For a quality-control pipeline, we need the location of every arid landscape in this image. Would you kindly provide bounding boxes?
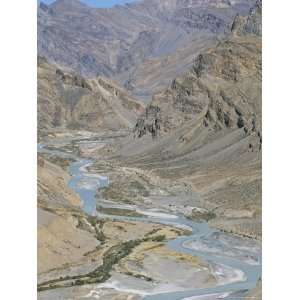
[37,0,262,299]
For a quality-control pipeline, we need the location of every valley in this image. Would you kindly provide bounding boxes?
[38,0,256,101]
[37,0,262,299]
[38,130,261,300]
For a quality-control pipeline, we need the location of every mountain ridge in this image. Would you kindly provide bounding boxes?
[38,0,255,101]
[133,0,261,141]
[37,56,144,133]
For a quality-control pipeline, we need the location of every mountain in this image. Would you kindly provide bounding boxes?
[115,0,262,238]
[38,0,256,101]
[37,56,144,132]
[231,0,262,36]
[37,1,262,297]
[133,0,261,143]
[133,37,261,142]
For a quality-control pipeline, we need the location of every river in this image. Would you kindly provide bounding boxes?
[38,142,261,300]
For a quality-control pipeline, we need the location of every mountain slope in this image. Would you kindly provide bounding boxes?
[38,0,256,101]
[133,36,261,141]
[37,156,99,274]
[113,0,262,239]
[132,0,262,150]
[37,57,143,132]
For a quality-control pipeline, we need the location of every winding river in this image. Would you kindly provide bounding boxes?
[38,142,261,300]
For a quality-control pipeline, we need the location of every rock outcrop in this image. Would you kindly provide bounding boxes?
[231,0,262,36]
[38,57,144,132]
[134,105,161,139]
[133,0,262,152]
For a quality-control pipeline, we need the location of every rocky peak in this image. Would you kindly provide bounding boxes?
[133,105,161,139]
[38,0,256,92]
[55,68,93,91]
[133,0,261,145]
[231,0,262,36]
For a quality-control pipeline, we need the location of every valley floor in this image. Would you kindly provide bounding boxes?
[37,129,261,300]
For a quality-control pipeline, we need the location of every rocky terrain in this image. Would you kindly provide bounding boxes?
[133,0,262,140]
[38,56,143,133]
[38,0,256,101]
[37,1,262,299]
[109,0,262,240]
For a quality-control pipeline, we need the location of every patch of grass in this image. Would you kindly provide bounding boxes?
[96,206,143,218]
[102,186,134,204]
[187,210,216,222]
[124,271,153,282]
[145,228,160,237]
[148,235,166,242]
[38,233,168,291]
[76,215,106,242]
[38,238,143,291]
[101,180,150,204]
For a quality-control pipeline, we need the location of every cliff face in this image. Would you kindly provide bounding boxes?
[231,0,262,36]
[153,36,261,141]
[37,57,144,132]
[134,0,262,150]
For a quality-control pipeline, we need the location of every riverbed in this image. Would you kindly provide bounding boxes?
[38,140,261,300]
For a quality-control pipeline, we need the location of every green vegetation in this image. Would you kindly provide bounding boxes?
[187,210,216,222]
[75,215,106,242]
[87,216,106,242]
[101,180,150,204]
[96,206,143,218]
[150,235,166,242]
[124,271,153,282]
[145,228,160,237]
[102,186,135,204]
[37,239,141,291]
[37,234,165,292]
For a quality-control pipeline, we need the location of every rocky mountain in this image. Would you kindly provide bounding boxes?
[115,0,262,239]
[133,0,262,146]
[133,36,262,143]
[37,2,263,297]
[231,0,262,36]
[38,0,256,101]
[37,56,143,132]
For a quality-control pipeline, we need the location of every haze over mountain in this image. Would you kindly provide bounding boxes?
[38,0,255,101]
[38,0,138,7]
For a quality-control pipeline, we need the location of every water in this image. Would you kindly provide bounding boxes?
[144,219,261,300]
[38,143,261,300]
[38,144,108,215]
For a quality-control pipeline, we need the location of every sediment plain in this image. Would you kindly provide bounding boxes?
[37,128,261,300]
